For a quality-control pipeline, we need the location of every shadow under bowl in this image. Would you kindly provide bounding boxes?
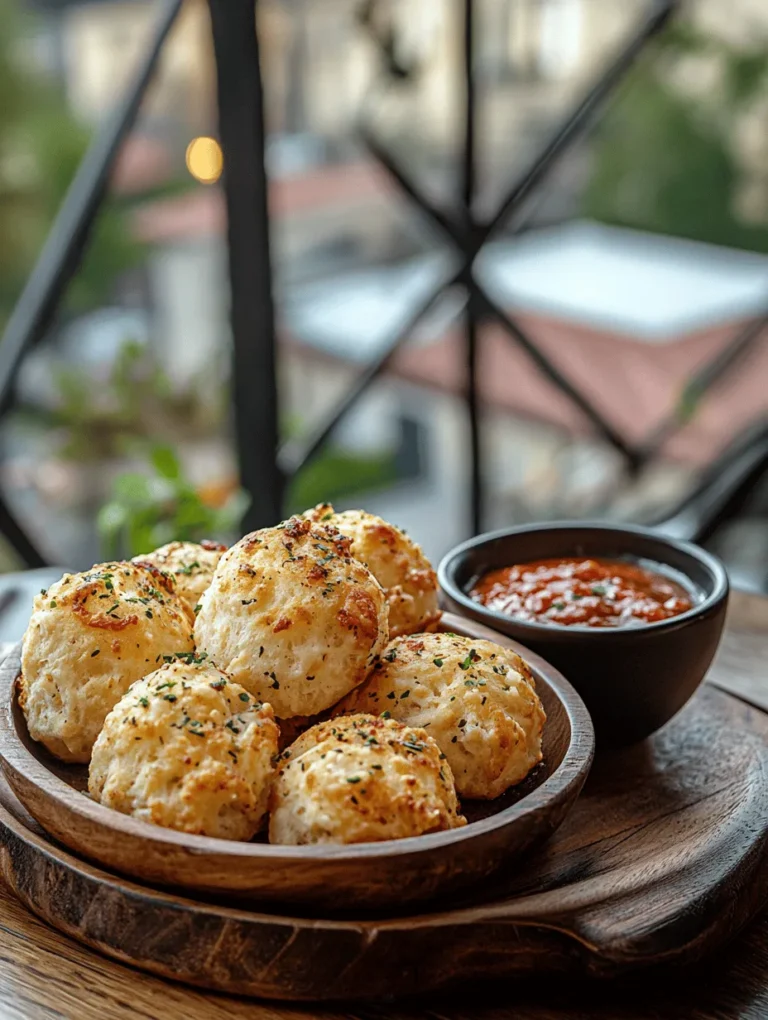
[438,522,729,747]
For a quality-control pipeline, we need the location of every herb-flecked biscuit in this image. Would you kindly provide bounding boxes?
[19,562,195,763]
[306,505,440,637]
[89,661,278,840]
[194,516,389,718]
[133,540,227,613]
[335,633,545,799]
[269,713,465,845]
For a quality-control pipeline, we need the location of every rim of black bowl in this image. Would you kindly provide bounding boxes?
[437,521,730,639]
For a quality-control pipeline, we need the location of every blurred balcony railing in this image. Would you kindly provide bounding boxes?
[3,0,768,571]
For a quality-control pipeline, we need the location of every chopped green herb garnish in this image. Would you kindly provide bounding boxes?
[433,658,444,667]
[346,776,361,784]
[239,692,250,702]
[138,696,149,707]
[403,740,425,753]
[173,650,208,666]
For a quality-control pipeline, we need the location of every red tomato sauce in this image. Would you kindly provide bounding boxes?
[470,557,694,628]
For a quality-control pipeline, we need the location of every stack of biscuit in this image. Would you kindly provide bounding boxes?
[19,505,545,845]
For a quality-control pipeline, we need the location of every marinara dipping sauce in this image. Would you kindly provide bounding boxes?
[470,557,695,629]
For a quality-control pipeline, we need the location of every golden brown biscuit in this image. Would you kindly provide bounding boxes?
[133,540,227,613]
[269,713,465,845]
[194,515,389,718]
[20,562,195,763]
[335,633,545,799]
[89,661,278,840]
[304,505,440,637]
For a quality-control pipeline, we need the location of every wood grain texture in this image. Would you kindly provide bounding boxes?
[2,595,768,1015]
[0,614,593,910]
[1,681,767,1002]
[709,589,768,712]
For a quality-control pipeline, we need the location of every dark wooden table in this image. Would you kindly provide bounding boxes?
[2,590,768,1020]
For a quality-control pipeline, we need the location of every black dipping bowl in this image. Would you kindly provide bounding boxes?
[438,523,729,747]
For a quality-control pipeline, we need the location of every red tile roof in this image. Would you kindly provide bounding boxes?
[132,161,390,243]
[387,313,767,466]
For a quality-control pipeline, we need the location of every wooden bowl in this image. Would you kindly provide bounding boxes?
[0,614,593,911]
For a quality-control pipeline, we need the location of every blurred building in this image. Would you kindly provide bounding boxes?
[26,0,215,133]
[8,0,768,567]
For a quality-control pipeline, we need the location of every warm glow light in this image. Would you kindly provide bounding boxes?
[185,136,223,184]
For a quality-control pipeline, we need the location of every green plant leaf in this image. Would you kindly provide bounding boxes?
[150,444,182,482]
[99,442,249,559]
[112,472,153,505]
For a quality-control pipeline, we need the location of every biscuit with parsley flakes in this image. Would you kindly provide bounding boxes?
[268,713,465,845]
[304,505,440,638]
[88,660,278,840]
[133,540,227,614]
[335,634,545,800]
[194,515,389,718]
[19,562,195,764]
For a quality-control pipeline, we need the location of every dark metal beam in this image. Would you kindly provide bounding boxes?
[278,271,462,479]
[0,492,47,568]
[0,0,183,417]
[359,0,676,260]
[475,282,643,470]
[359,122,465,248]
[654,420,768,544]
[209,0,283,531]
[480,0,677,242]
[637,308,768,464]
[346,0,674,493]
[462,0,482,536]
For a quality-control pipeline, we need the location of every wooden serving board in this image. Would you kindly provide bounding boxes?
[1,681,768,1001]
